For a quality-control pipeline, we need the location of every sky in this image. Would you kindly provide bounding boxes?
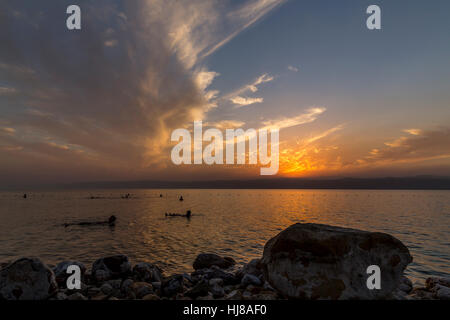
[1,0,450,187]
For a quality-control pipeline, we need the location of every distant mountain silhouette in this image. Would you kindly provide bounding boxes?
[61,176,450,190]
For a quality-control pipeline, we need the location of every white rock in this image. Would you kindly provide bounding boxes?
[261,223,413,299]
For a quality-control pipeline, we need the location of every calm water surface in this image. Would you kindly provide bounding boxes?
[0,189,448,283]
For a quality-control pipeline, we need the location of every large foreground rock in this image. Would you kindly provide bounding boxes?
[261,223,412,299]
[0,258,58,300]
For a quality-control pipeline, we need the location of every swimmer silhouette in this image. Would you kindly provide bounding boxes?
[23,193,27,199]
[179,196,184,201]
[64,215,117,228]
[165,210,191,218]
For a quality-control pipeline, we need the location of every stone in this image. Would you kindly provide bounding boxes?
[93,269,109,283]
[132,262,163,283]
[245,284,260,294]
[86,286,101,297]
[242,290,253,300]
[143,293,160,300]
[196,293,214,300]
[252,291,277,300]
[92,293,109,300]
[182,273,193,283]
[67,292,87,300]
[241,273,262,287]
[56,292,68,300]
[151,281,161,290]
[209,278,224,287]
[434,285,450,300]
[131,282,153,299]
[397,276,413,294]
[210,282,225,298]
[236,259,262,280]
[121,278,134,295]
[0,257,58,300]
[193,253,236,270]
[261,223,413,299]
[409,287,434,300]
[425,277,450,290]
[185,279,209,299]
[100,283,113,295]
[103,279,123,297]
[425,277,450,300]
[192,266,238,285]
[92,255,131,282]
[225,289,242,300]
[106,279,122,290]
[161,275,184,297]
[53,261,86,286]
[223,285,234,294]
[263,281,274,291]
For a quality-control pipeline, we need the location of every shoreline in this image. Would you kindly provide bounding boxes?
[0,255,447,301]
[1,222,449,300]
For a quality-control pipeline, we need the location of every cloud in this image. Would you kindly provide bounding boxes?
[246,73,274,93]
[261,107,326,130]
[403,128,422,136]
[0,1,286,184]
[1,127,16,134]
[205,120,245,129]
[358,127,450,165]
[0,87,17,95]
[103,39,118,47]
[202,0,286,59]
[230,96,263,106]
[306,124,344,144]
[226,73,274,107]
[287,65,299,72]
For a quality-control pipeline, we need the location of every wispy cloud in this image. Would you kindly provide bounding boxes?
[261,107,326,130]
[104,39,118,47]
[201,0,286,59]
[225,73,274,107]
[403,128,422,136]
[0,87,17,95]
[205,120,245,129]
[287,65,299,72]
[1,127,16,134]
[358,127,450,165]
[230,96,264,107]
[306,124,344,144]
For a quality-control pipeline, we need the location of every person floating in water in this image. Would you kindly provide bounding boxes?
[179,196,184,201]
[64,215,117,228]
[165,210,191,218]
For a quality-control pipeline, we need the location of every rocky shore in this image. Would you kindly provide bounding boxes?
[0,223,448,300]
